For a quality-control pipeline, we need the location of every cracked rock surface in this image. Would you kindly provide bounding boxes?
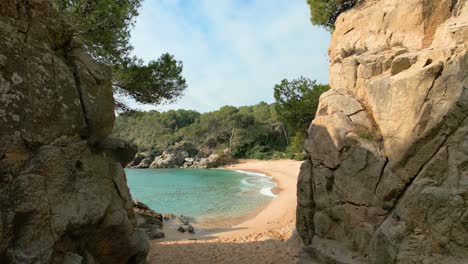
[297,0,468,263]
[0,0,147,263]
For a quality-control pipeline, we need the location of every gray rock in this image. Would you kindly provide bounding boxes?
[97,138,138,167]
[133,200,151,211]
[150,150,190,168]
[134,156,154,168]
[133,200,165,240]
[128,150,157,168]
[129,229,150,264]
[147,228,165,239]
[178,224,195,234]
[68,49,115,144]
[63,253,83,264]
[0,1,149,263]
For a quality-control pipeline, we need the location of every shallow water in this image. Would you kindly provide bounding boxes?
[126,168,276,226]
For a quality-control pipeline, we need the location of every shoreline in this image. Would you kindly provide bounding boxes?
[228,168,283,196]
[218,159,301,239]
[148,159,304,263]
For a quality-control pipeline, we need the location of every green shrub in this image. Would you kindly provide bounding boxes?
[270,151,294,160]
[274,78,329,138]
[288,132,306,153]
[307,0,358,30]
[271,152,282,160]
[284,152,295,160]
[246,145,267,157]
[359,131,370,140]
[252,152,267,160]
[293,153,308,161]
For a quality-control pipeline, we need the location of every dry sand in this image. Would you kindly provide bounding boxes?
[147,159,304,264]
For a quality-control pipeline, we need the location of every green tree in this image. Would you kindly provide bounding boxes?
[289,132,306,153]
[113,54,186,106]
[53,0,187,111]
[273,77,329,138]
[306,0,358,30]
[112,103,290,159]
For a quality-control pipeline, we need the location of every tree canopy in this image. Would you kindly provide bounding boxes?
[274,77,329,150]
[306,0,358,30]
[112,103,296,160]
[113,54,186,106]
[113,78,329,161]
[53,0,187,111]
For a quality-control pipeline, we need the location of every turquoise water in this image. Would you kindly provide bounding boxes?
[126,169,276,225]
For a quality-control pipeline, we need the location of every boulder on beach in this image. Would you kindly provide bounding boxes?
[163,214,177,221]
[133,200,165,240]
[177,224,195,234]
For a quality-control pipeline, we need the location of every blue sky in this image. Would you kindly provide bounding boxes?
[126,0,331,112]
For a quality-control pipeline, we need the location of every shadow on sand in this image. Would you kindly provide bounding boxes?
[147,237,308,264]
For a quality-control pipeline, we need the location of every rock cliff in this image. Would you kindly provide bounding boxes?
[297,0,468,263]
[0,0,148,263]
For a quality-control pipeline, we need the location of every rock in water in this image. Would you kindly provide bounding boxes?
[296,0,468,263]
[0,1,148,263]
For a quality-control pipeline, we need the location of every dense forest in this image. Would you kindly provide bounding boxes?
[113,79,329,161]
[112,102,298,160]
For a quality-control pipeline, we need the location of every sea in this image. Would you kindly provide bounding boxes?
[126,168,277,227]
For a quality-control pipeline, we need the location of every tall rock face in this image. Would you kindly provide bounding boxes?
[297,0,468,263]
[0,1,147,263]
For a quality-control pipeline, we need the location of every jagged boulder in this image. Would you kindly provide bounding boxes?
[97,138,138,167]
[128,153,145,168]
[177,225,195,234]
[297,0,468,263]
[131,151,155,169]
[0,1,148,263]
[150,150,189,169]
[133,200,165,240]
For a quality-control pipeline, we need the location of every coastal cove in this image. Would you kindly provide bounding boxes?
[2,0,467,263]
[126,167,278,229]
[146,160,304,263]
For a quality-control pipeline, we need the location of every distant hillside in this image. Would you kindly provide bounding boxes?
[112,102,302,160]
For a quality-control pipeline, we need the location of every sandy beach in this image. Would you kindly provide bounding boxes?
[147,159,304,264]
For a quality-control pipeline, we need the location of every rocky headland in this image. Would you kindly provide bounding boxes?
[129,151,229,169]
[128,142,234,169]
[297,0,468,263]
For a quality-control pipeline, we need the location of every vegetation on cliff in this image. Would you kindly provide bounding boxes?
[306,0,358,29]
[113,103,291,160]
[53,0,187,111]
[113,78,329,160]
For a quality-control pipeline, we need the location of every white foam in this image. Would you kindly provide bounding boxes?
[234,170,266,177]
[240,178,255,186]
[260,187,278,198]
[235,170,278,198]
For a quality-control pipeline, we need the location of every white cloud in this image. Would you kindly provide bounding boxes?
[127,0,330,112]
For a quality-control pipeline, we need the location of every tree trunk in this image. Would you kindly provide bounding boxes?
[229,127,235,150]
